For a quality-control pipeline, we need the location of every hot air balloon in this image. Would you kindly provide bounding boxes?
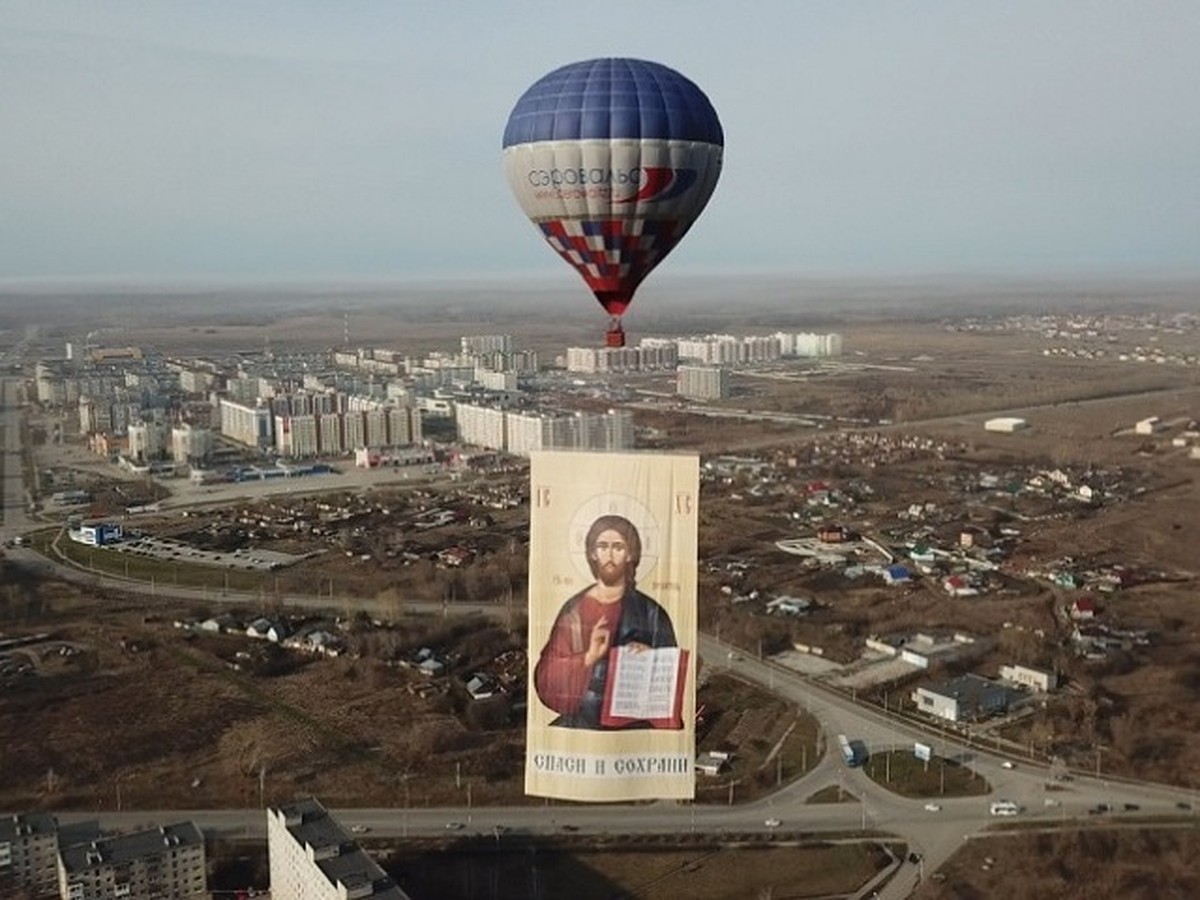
[503,58,723,347]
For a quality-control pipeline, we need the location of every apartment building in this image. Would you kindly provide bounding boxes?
[268,799,408,900]
[677,365,730,400]
[57,823,206,900]
[0,812,58,897]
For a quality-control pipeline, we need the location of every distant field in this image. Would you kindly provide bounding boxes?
[386,839,891,900]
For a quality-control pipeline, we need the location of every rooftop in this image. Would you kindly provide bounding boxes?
[60,822,204,874]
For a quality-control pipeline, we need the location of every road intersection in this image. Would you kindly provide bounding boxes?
[4,372,1198,898]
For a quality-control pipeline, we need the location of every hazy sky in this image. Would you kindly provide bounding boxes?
[2,1,1198,284]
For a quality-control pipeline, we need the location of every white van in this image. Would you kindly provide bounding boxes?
[990,800,1020,817]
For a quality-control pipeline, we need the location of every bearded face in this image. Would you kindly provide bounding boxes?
[590,529,631,587]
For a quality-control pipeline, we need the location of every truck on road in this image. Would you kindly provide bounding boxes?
[837,734,866,767]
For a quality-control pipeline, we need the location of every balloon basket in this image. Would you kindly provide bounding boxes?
[604,323,626,348]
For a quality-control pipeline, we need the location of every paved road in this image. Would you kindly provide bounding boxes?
[6,370,1200,897]
[26,622,1197,899]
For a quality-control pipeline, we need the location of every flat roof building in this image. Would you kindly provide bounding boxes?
[984,417,1028,433]
[58,822,206,900]
[268,798,409,900]
[0,812,59,897]
[912,673,1022,723]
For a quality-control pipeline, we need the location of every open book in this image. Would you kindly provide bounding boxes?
[600,645,689,729]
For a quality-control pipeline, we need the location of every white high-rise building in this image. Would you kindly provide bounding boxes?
[678,365,730,400]
[219,399,273,451]
[477,369,518,391]
[267,799,409,900]
[565,344,678,373]
[456,403,508,451]
[171,423,213,463]
[461,334,512,355]
[275,415,320,458]
[318,413,344,455]
[127,421,169,462]
[776,332,843,357]
[505,408,634,456]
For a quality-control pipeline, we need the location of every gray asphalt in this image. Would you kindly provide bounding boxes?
[4,371,1198,899]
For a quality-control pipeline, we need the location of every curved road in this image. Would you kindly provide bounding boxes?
[5,374,1199,898]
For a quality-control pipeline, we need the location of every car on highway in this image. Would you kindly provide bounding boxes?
[764,818,781,828]
[989,801,1020,817]
[923,802,942,812]
[349,825,370,834]
[1001,761,1016,769]
[444,822,464,831]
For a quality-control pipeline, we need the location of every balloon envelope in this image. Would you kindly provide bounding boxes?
[503,58,724,318]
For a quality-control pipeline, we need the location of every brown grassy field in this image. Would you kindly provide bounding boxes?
[0,578,812,813]
[8,293,1200,895]
[385,839,891,900]
[918,828,1200,900]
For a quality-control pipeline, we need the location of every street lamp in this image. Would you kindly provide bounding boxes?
[402,775,412,838]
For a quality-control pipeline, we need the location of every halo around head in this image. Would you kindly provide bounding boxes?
[568,492,660,585]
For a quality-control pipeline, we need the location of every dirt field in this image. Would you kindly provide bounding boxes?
[385,839,891,900]
[6,287,1200,895]
[0,576,811,812]
[917,828,1200,899]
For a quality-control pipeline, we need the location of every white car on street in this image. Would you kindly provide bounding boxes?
[923,802,942,812]
[764,818,781,828]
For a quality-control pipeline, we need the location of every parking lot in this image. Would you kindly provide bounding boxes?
[112,534,312,572]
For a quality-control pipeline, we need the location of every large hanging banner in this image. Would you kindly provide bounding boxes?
[526,450,698,802]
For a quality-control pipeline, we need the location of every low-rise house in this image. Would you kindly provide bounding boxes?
[817,524,847,543]
[765,595,812,616]
[306,630,344,656]
[465,672,498,700]
[942,575,979,597]
[694,751,731,777]
[882,564,913,585]
[199,613,240,633]
[911,674,1021,723]
[1070,597,1097,620]
[246,618,273,639]
[1000,663,1058,692]
[412,647,447,677]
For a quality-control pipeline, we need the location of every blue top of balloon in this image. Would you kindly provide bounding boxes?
[502,58,723,148]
